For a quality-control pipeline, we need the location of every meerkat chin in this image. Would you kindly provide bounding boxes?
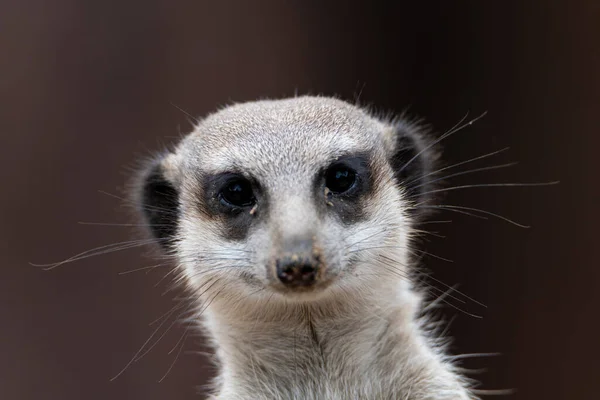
[133,96,477,399]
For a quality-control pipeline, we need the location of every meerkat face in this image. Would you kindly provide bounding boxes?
[136,97,436,302]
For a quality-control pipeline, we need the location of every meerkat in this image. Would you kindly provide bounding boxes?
[133,96,478,399]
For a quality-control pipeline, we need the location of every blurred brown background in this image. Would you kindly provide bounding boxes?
[1,1,598,399]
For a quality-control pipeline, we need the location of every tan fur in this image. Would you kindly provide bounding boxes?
[139,96,477,399]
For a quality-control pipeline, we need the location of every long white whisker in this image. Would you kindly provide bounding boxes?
[410,162,519,191]
[158,331,188,383]
[406,147,511,186]
[31,238,162,269]
[119,263,165,275]
[399,111,488,173]
[78,221,171,227]
[420,204,530,228]
[418,181,560,197]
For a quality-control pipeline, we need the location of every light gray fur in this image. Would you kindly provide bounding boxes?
[141,96,477,399]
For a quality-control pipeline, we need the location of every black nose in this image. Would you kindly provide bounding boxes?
[276,257,318,287]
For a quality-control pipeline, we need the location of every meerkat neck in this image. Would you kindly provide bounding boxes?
[201,282,445,398]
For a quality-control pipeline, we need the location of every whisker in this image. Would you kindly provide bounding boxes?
[372,256,461,303]
[347,245,395,255]
[183,265,250,283]
[375,262,483,318]
[161,267,231,297]
[119,263,165,275]
[406,147,511,186]
[379,254,486,309]
[417,220,452,225]
[349,244,449,258]
[155,265,181,288]
[438,314,457,338]
[411,228,446,239]
[427,297,482,319]
[169,101,201,125]
[197,257,253,262]
[135,278,223,363]
[453,367,488,375]
[420,272,487,308]
[109,294,184,381]
[470,388,516,396]
[342,228,393,252]
[410,249,453,263]
[158,331,188,383]
[195,284,227,319]
[195,249,255,255]
[416,205,488,221]
[78,221,171,227]
[447,352,502,361]
[31,238,162,269]
[122,281,218,381]
[418,181,560,197]
[148,301,187,327]
[409,162,519,191]
[419,204,530,228]
[421,286,464,313]
[98,190,179,215]
[399,111,488,174]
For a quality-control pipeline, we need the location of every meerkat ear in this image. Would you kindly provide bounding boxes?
[133,152,180,251]
[384,121,439,217]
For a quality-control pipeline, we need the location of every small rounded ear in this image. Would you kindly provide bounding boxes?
[132,152,180,251]
[385,120,440,218]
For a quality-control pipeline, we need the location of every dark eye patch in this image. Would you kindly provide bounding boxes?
[318,153,373,224]
[199,172,262,241]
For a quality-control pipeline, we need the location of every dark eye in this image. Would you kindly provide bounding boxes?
[325,165,357,194]
[219,178,255,207]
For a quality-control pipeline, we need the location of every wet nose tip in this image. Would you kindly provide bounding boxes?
[276,258,318,287]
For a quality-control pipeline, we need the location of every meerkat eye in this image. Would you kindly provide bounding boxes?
[325,165,357,194]
[219,178,256,208]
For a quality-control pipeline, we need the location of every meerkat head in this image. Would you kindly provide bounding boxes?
[135,96,437,304]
